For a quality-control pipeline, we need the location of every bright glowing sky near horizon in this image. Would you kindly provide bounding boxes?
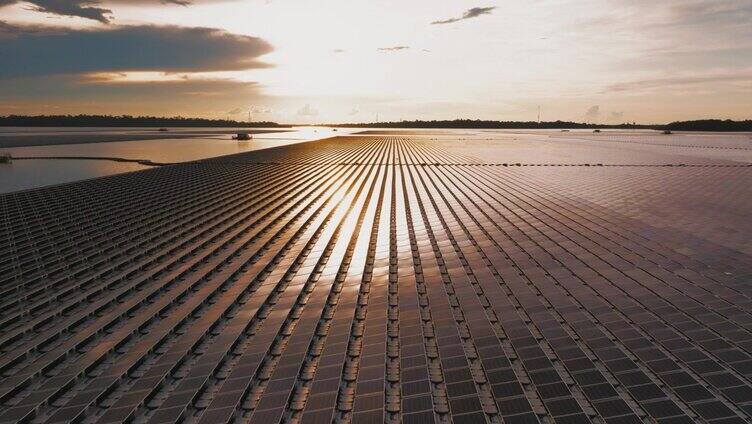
[1,0,751,124]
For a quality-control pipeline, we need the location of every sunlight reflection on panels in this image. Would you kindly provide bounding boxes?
[2,135,751,423]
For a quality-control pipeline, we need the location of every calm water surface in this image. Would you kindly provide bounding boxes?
[0,159,151,193]
[0,127,344,193]
[1,128,749,194]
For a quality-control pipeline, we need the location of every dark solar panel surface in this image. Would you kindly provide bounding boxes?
[1,135,752,423]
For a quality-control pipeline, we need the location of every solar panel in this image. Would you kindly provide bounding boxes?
[1,135,751,423]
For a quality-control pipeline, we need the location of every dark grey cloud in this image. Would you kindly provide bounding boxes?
[377,46,409,52]
[0,75,266,116]
[0,22,273,78]
[1,74,260,97]
[0,0,214,23]
[112,0,225,5]
[431,6,495,25]
[24,0,112,23]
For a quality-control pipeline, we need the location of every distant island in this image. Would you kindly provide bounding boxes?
[328,119,752,132]
[0,115,287,128]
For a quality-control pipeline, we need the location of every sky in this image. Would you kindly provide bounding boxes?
[0,0,751,124]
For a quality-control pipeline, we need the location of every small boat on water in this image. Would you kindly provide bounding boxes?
[233,132,252,141]
[0,153,11,164]
[663,129,673,134]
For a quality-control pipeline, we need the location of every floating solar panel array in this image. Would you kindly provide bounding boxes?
[1,135,752,423]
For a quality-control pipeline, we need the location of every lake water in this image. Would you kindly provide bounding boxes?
[0,159,151,193]
[0,127,344,193]
[1,128,750,194]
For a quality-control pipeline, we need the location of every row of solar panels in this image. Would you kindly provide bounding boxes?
[1,136,751,423]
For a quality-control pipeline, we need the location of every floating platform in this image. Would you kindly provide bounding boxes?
[1,136,751,423]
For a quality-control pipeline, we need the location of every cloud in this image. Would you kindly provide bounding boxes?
[431,6,496,25]
[0,0,211,23]
[587,1,752,59]
[0,75,266,117]
[663,1,752,29]
[585,105,600,121]
[26,0,112,23]
[609,111,624,121]
[251,105,273,113]
[0,22,273,78]
[606,71,752,93]
[377,46,409,52]
[227,107,242,114]
[331,48,345,53]
[349,106,359,116]
[297,103,318,116]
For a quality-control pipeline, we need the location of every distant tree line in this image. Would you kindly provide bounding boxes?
[329,119,752,131]
[664,119,752,132]
[329,119,651,129]
[0,115,286,128]
[2,115,750,131]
